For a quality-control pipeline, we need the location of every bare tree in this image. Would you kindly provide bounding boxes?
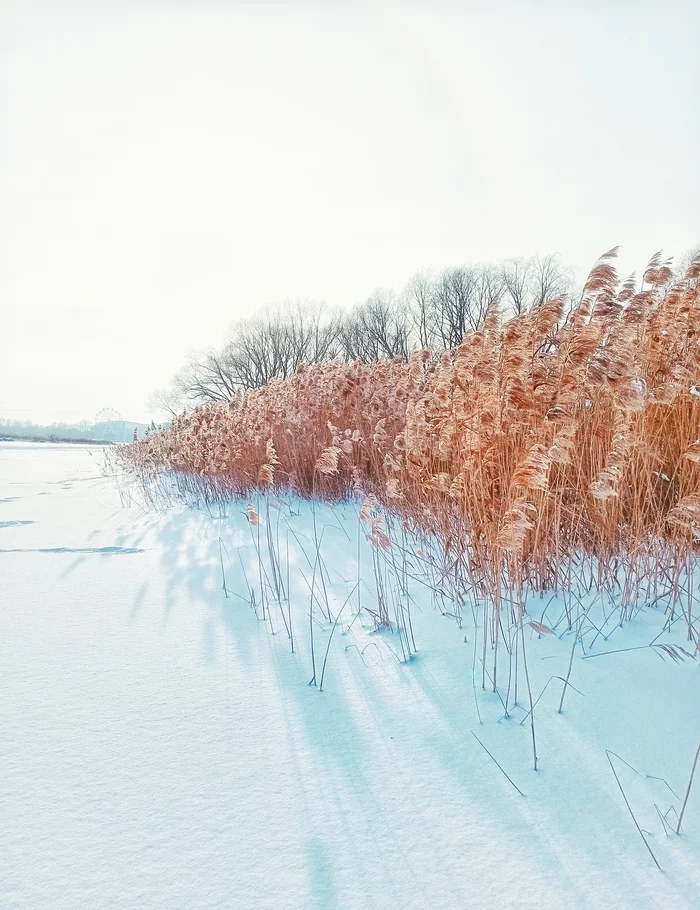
[429,265,503,347]
[339,290,411,362]
[675,244,700,283]
[147,385,187,418]
[150,253,576,412]
[223,300,342,387]
[531,253,573,305]
[473,264,505,325]
[154,300,343,408]
[430,267,476,348]
[403,270,434,348]
[501,253,573,317]
[501,257,534,316]
[183,349,241,400]
[284,299,344,367]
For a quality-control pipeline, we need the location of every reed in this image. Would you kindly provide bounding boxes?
[121,249,700,668]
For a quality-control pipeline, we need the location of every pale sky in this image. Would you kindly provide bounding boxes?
[2,2,698,424]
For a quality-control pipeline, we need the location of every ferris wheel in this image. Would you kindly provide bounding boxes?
[94,408,122,426]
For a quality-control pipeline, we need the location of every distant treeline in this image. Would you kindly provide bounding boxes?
[0,419,150,444]
[0,433,113,445]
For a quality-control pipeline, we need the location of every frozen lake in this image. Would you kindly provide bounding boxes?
[2,442,699,909]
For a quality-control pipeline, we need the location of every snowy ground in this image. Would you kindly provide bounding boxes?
[2,442,700,909]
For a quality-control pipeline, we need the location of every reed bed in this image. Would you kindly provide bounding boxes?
[121,248,700,706]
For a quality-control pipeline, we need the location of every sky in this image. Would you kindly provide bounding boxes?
[1,2,698,424]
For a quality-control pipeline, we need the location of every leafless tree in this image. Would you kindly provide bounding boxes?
[473,264,505,324]
[403,270,434,348]
[501,253,574,317]
[153,300,342,408]
[501,257,534,316]
[428,265,504,347]
[339,290,411,362]
[674,244,700,283]
[150,253,576,415]
[147,384,188,417]
[430,267,476,348]
[531,253,573,305]
[182,349,241,401]
[283,300,344,367]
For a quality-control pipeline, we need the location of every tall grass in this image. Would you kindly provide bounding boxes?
[122,248,700,671]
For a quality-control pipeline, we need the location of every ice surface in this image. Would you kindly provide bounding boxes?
[1,442,699,909]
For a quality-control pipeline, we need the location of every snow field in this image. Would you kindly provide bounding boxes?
[2,443,699,908]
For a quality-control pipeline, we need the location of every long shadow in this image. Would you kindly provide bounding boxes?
[114,488,429,906]
[110,482,700,908]
[306,839,339,910]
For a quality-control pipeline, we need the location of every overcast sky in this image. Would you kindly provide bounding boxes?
[2,2,698,424]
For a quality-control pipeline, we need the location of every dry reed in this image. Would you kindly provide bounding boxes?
[121,249,700,654]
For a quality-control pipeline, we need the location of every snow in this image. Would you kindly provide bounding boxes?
[1,441,700,909]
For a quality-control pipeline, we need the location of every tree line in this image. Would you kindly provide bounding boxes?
[151,254,575,414]
[0,417,150,444]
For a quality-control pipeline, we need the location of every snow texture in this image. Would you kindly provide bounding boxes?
[1,442,699,909]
